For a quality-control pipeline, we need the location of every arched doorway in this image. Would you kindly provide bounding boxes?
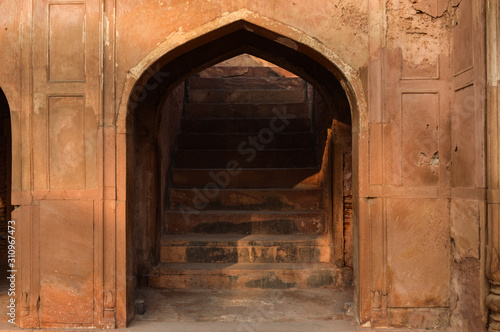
[118,18,368,325]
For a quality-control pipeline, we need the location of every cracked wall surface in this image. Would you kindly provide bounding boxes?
[386,0,454,77]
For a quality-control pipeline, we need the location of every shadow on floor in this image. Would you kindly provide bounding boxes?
[134,286,355,323]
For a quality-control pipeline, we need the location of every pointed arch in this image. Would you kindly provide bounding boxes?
[115,9,370,324]
[117,9,367,133]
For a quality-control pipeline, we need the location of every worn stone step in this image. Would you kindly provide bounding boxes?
[171,168,321,189]
[187,89,306,104]
[177,132,315,149]
[180,118,311,133]
[169,188,324,211]
[177,132,315,150]
[148,262,351,289]
[189,77,305,91]
[183,103,309,119]
[165,210,325,235]
[160,234,330,263]
[198,66,298,78]
[174,149,317,168]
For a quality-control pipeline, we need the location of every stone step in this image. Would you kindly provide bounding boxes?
[148,262,350,289]
[198,66,298,78]
[177,132,315,149]
[169,188,324,211]
[164,210,325,235]
[180,118,311,134]
[187,89,306,104]
[171,168,321,189]
[189,77,305,91]
[160,234,330,264]
[183,103,309,119]
[174,149,317,168]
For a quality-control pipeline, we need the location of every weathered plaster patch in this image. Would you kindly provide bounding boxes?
[449,258,482,332]
[430,151,439,167]
[386,0,453,71]
[411,0,448,18]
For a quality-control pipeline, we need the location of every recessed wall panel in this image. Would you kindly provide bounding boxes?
[452,0,473,75]
[387,198,450,307]
[401,92,440,186]
[49,3,86,82]
[39,200,94,324]
[452,84,476,188]
[49,96,86,190]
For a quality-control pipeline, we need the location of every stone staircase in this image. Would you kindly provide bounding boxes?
[149,58,343,289]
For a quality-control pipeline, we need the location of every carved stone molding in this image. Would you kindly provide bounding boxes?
[487,248,500,331]
[19,291,29,318]
[102,290,116,328]
[487,1,500,331]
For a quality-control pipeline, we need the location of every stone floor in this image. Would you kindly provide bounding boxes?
[134,287,355,323]
[126,287,364,331]
[0,286,446,331]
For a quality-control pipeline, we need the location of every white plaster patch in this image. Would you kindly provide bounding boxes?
[275,37,298,50]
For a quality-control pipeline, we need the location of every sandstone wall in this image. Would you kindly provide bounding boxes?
[0,0,490,330]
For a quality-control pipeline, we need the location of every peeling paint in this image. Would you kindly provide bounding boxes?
[411,0,448,18]
[387,0,453,70]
